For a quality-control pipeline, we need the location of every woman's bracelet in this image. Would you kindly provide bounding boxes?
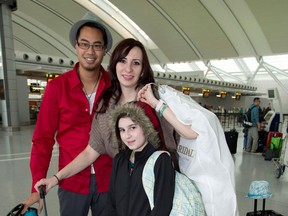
[155,99,164,112]
[53,174,60,185]
[159,104,168,117]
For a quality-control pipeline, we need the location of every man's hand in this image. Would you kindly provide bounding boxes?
[21,192,42,215]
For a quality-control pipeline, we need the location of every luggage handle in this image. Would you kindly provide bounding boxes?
[38,185,48,216]
[253,199,266,214]
[39,185,45,199]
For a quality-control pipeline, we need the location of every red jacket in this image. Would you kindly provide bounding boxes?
[30,63,112,194]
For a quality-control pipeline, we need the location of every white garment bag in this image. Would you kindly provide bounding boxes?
[158,85,238,216]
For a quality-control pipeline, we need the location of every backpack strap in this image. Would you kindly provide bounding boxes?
[142,150,170,210]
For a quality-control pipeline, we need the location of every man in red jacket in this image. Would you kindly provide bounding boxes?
[22,12,113,216]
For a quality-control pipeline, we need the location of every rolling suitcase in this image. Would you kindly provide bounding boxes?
[266,132,283,148]
[257,130,268,153]
[6,204,37,216]
[246,199,283,216]
[6,186,48,216]
[264,132,283,160]
[224,113,238,154]
[225,129,238,154]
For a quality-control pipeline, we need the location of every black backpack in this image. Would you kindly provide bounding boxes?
[242,106,256,128]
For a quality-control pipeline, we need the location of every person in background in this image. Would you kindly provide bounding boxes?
[239,107,244,115]
[22,12,113,216]
[238,107,245,126]
[32,38,178,213]
[243,128,248,150]
[264,102,272,116]
[104,102,175,216]
[246,97,261,153]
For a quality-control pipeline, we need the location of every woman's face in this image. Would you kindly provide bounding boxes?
[118,117,147,152]
[116,46,143,90]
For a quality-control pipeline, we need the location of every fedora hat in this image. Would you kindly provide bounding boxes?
[247,180,272,199]
[69,11,113,51]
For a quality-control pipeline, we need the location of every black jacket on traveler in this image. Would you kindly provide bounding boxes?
[104,143,175,216]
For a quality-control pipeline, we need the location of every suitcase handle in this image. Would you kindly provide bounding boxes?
[253,199,266,214]
[39,185,45,199]
[38,186,48,216]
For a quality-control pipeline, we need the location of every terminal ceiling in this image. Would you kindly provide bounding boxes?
[10,0,288,94]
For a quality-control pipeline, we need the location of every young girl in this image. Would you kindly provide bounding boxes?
[104,101,175,216]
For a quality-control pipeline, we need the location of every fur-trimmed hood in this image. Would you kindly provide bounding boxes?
[109,101,160,150]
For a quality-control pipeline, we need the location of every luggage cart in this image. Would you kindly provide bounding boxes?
[272,135,288,178]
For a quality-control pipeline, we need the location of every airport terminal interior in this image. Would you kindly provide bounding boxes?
[1,0,288,215]
[1,123,288,215]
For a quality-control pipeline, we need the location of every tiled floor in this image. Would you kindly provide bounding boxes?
[0,125,287,215]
